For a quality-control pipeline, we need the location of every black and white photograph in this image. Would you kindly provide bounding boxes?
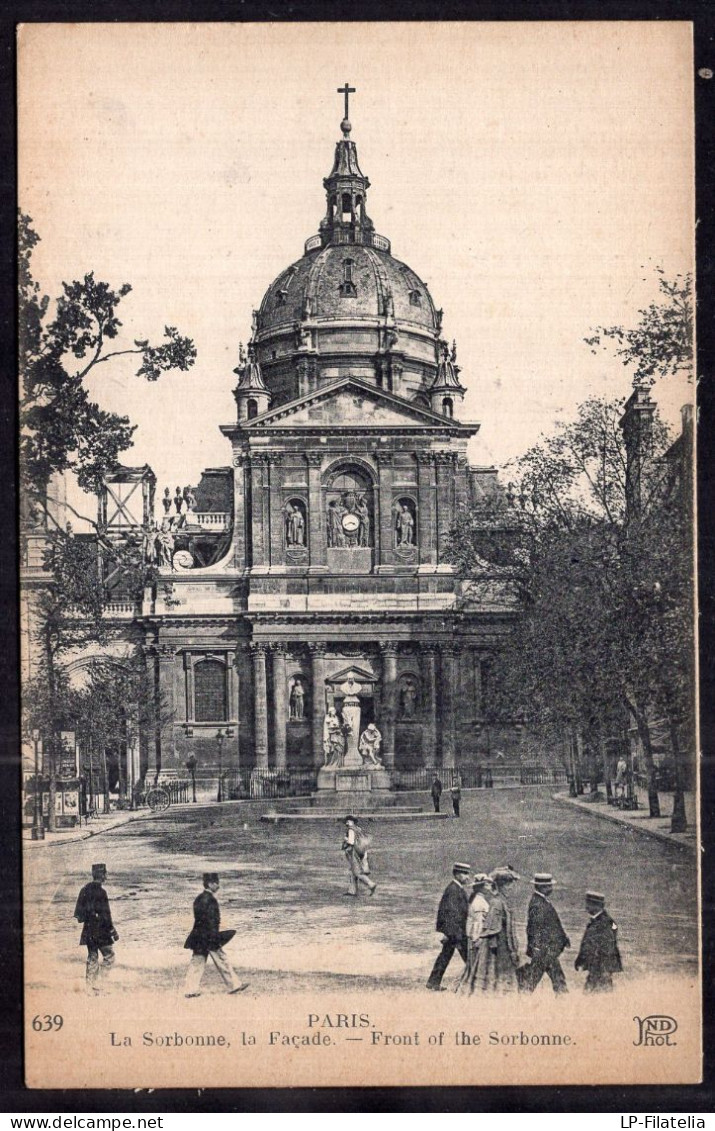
[18,21,699,1088]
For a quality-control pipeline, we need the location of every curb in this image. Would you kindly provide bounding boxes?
[23,809,153,848]
[551,792,696,853]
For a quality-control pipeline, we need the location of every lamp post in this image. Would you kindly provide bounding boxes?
[186,754,197,803]
[31,729,44,840]
[216,729,225,802]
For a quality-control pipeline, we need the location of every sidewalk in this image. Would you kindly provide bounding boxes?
[552,789,697,852]
[23,807,154,847]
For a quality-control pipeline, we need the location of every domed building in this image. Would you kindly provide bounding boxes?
[35,94,520,804]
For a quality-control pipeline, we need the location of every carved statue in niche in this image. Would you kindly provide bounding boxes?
[327,498,347,547]
[284,500,306,548]
[393,498,416,548]
[289,676,306,720]
[327,492,371,548]
[399,675,419,719]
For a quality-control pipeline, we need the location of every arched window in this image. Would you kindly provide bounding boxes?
[194,660,227,722]
[442,397,454,418]
[409,290,422,306]
[341,193,352,221]
[247,399,258,419]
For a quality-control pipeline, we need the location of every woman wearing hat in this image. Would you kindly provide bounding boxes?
[472,866,523,994]
[456,874,491,994]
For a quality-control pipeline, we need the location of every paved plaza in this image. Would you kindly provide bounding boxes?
[24,788,698,996]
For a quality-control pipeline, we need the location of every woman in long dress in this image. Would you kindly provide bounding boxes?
[472,866,522,994]
[456,873,491,993]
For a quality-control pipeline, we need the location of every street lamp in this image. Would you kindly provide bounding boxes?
[31,729,44,841]
[186,754,197,803]
[216,729,225,802]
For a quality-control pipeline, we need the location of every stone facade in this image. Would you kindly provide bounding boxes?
[22,101,521,792]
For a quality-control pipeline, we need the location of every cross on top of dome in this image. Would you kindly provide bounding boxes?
[337,82,356,137]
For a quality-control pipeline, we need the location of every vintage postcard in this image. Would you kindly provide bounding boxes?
[19,22,700,1089]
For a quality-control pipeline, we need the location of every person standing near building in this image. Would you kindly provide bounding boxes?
[450,776,462,818]
[522,872,570,994]
[184,873,248,997]
[73,863,118,995]
[342,817,376,897]
[574,891,623,992]
[426,863,471,990]
[430,775,443,813]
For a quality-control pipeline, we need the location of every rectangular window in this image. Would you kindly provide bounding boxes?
[194,659,228,722]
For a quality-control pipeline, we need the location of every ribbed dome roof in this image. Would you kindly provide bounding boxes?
[257,244,438,339]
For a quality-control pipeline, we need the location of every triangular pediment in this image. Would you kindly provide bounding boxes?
[244,377,471,431]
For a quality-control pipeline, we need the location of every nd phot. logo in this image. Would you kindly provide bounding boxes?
[633,1015,678,1046]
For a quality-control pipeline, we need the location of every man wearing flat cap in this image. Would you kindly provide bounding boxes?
[523,873,570,994]
[575,891,623,992]
[73,863,118,994]
[184,873,248,997]
[426,863,471,990]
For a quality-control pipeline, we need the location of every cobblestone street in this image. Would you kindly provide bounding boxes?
[24,787,698,997]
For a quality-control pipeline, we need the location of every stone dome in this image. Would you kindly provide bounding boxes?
[246,113,451,410]
[257,244,439,337]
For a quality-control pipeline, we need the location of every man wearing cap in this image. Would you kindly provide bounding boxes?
[575,892,623,992]
[184,873,248,997]
[73,863,118,994]
[523,873,570,994]
[430,775,443,813]
[426,863,471,990]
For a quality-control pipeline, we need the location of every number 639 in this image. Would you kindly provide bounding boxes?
[32,1014,63,1031]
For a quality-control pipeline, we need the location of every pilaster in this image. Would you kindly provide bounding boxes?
[309,642,327,768]
[250,643,270,768]
[271,644,287,770]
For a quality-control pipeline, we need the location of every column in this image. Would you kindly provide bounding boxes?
[306,454,326,570]
[266,453,284,566]
[271,644,287,771]
[416,453,437,566]
[249,455,267,567]
[141,644,159,780]
[435,452,457,563]
[440,645,456,769]
[157,644,176,775]
[184,652,195,722]
[309,642,327,769]
[376,452,394,569]
[472,650,483,720]
[380,642,398,770]
[250,643,269,769]
[422,646,438,768]
[231,453,247,568]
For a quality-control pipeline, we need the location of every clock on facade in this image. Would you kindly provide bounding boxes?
[341,513,360,534]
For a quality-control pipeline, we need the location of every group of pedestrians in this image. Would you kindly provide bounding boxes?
[73,863,248,997]
[426,862,622,995]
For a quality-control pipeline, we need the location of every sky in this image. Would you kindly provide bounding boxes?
[18,21,694,526]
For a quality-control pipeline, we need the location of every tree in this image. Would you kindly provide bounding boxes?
[20,214,197,829]
[447,394,694,827]
[584,269,693,387]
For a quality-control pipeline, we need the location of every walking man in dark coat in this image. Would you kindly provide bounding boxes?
[184,873,248,997]
[523,872,570,994]
[74,863,118,994]
[426,863,471,990]
[575,891,623,992]
[430,775,443,813]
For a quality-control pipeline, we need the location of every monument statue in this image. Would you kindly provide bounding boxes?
[395,503,415,547]
[359,723,383,766]
[289,677,305,720]
[174,486,184,515]
[323,707,347,767]
[284,501,306,547]
[157,520,175,567]
[400,677,418,718]
[162,487,172,516]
